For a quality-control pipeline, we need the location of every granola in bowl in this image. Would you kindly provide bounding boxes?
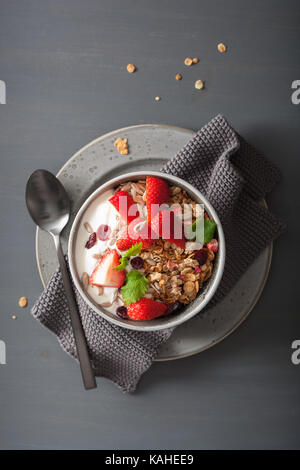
[74,175,219,322]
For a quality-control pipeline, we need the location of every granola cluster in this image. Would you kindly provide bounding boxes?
[114,137,129,155]
[115,179,215,305]
[142,240,214,304]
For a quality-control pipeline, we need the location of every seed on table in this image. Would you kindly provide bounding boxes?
[126,63,136,73]
[155,96,161,101]
[175,73,182,80]
[217,43,227,53]
[192,58,199,64]
[195,80,204,90]
[184,57,193,66]
[18,296,28,308]
[12,315,17,320]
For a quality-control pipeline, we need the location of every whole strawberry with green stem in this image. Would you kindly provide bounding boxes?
[146,176,170,223]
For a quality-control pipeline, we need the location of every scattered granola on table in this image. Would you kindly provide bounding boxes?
[195,79,204,90]
[114,137,129,155]
[184,57,199,66]
[184,57,193,66]
[217,43,227,53]
[18,296,28,308]
[126,63,136,73]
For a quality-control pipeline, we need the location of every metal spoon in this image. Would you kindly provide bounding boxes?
[26,169,97,390]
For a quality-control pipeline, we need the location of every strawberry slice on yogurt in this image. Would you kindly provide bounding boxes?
[89,249,125,288]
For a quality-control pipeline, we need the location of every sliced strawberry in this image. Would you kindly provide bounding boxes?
[116,217,154,251]
[108,190,138,224]
[146,176,170,223]
[127,298,168,321]
[89,249,125,287]
[151,209,185,249]
[116,231,153,251]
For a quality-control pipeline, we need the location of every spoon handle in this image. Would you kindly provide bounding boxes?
[53,234,97,390]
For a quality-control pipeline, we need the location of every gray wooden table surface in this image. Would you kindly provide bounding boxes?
[0,0,299,450]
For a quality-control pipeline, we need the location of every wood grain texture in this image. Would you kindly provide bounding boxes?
[0,0,299,450]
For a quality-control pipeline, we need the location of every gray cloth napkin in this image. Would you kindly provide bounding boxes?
[32,114,285,392]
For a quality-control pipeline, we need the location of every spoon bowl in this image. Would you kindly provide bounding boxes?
[26,169,70,235]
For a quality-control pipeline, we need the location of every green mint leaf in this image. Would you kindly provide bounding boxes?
[124,242,142,258]
[114,256,129,271]
[187,217,216,244]
[121,270,148,306]
[203,218,216,244]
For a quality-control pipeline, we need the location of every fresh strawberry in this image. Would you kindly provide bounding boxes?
[108,190,138,224]
[151,209,185,249]
[168,236,185,249]
[116,231,153,251]
[89,249,125,287]
[206,238,218,252]
[116,236,133,251]
[127,298,168,320]
[146,176,170,223]
[116,217,154,251]
[151,209,168,237]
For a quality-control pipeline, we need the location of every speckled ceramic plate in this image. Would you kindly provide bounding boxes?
[36,124,272,361]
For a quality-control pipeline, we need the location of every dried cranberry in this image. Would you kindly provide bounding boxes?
[194,248,208,265]
[165,301,184,316]
[130,256,144,269]
[85,232,97,249]
[206,238,219,253]
[116,306,128,319]
[97,224,111,241]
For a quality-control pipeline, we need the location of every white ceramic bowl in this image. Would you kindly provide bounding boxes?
[68,171,225,331]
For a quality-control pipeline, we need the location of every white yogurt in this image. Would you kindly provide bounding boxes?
[74,189,124,313]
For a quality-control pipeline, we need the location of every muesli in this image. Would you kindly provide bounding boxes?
[79,176,218,321]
